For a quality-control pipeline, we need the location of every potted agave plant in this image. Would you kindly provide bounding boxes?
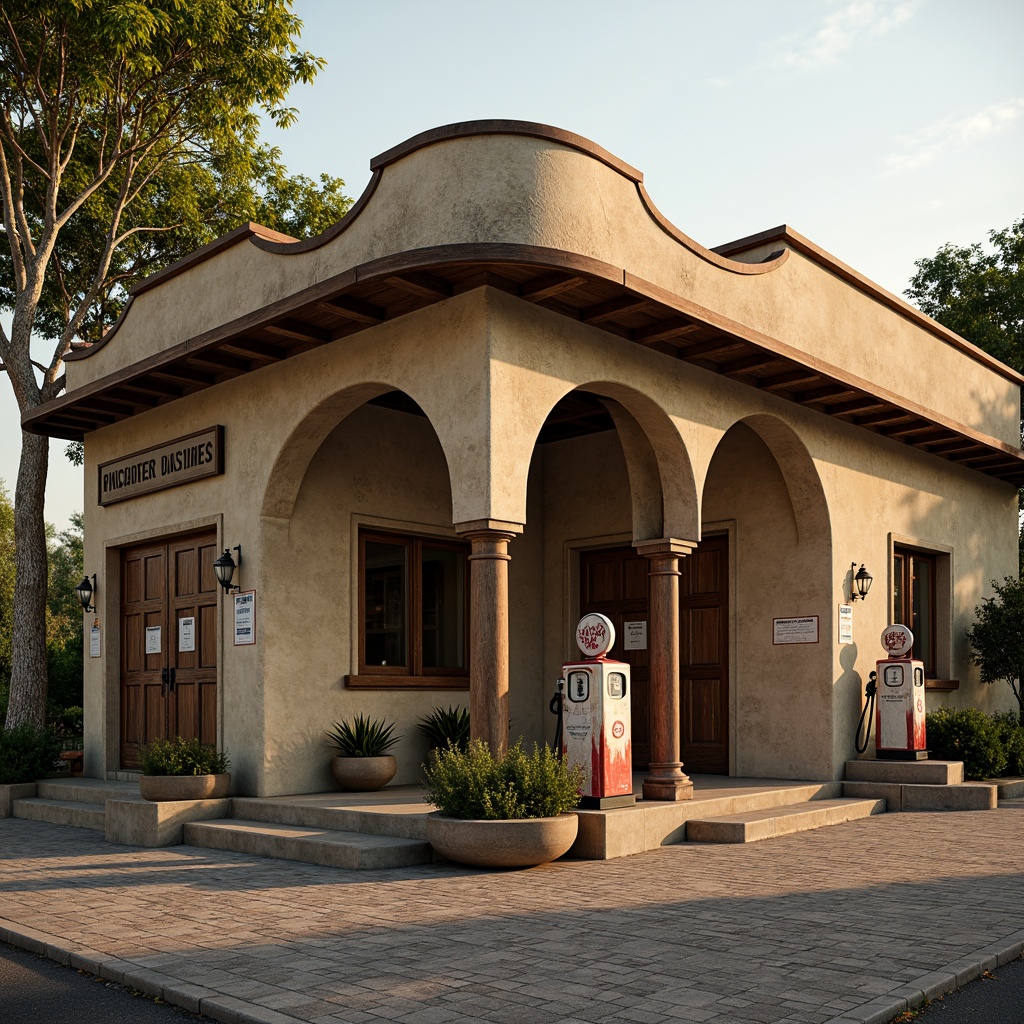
[417,704,470,758]
[423,739,584,868]
[138,737,231,801]
[327,714,400,791]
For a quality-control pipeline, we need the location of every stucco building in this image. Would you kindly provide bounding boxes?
[26,121,1023,800]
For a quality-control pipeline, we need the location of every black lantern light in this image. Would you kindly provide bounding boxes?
[75,574,96,613]
[213,545,242,594]
[850,562,873,601]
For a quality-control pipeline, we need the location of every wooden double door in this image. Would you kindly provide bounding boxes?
[120,532,219,768]
[580,535,729,773]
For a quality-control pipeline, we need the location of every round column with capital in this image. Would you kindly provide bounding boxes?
[635,538,697,801]
[455,519,523,757]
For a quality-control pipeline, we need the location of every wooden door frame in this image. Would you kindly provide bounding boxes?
[104,517,223,775]
[702,521,737,777]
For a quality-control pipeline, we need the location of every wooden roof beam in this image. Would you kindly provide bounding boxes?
[927,437,986,455]
[118,379,184,399]
[188,351,252,373]
[520,272,586,302]
[632,318,701,345]
[264,320,332,345]
[580,294,650,325]
[796,383,852,404]
[720,353,778,377]
[221,339,288,365]
[678,337,744,360]
[826,396,885,416]
[151,365,216,386]
[854,409,914,427]
[385,272,452,301]
[317,296,385,325]
[758,368,821,392]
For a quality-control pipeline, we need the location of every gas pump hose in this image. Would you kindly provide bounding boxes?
[549,680,565,754]
[855,671,877,754]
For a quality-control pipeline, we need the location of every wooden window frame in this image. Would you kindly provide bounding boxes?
[346,529,470,690]
[892,545,957,688]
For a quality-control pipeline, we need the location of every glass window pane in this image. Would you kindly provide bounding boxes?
[421,546,465,669]
[911,557,933,676]
[364,541,407,667]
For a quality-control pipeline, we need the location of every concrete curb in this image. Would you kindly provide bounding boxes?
[0,917,303,1024]
[4,913,1024,1024]
[822,933,1024,1024]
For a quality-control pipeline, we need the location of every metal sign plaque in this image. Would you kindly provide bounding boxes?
[98,426,224,506]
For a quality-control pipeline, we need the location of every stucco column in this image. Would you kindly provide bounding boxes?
[635,538,697,801]
[455,519,523,756]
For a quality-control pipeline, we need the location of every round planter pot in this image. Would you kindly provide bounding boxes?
[426,812,578,868]
[139,773,230,802]
[330,755,397,792]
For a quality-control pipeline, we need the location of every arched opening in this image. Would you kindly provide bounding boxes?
[702,415,833,779]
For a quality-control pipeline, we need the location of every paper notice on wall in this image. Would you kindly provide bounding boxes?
[772,616,819,645]
[623,620,648,650]
[145,625,161,655]
[178,616,196,653]
[89,623,101,658]
[839,604,853,644]
[233,590,256,646]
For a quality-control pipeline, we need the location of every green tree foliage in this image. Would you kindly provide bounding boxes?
[46,512,84,712]
[906,217,1024,574]
[0,1,351,728]
[965,576,1024,719]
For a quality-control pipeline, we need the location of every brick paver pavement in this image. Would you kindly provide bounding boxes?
[2,805,1024,1024]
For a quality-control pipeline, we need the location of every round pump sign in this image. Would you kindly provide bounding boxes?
[881,623,914,658]
[576,613,615,658]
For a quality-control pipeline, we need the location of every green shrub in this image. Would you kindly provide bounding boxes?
[48,705,84,742]
[993,712,1024,776]
[0,724,62,784]
[417,705,470,754]
[926,707,1006,780]
[138,736,230,776]
[327,714,399,757]
[423,739,584,820]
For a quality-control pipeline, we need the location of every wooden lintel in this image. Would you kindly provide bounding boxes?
[632,318,700,345]
[720,353,777,376]
[580,294,649,324]
[317,296,385,324]
[520,272,586,302]
[264,319,332,345]
[759,368,821,392]
[385,272,452,300]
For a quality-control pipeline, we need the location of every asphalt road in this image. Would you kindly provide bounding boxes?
[902,954,1024,1022]
[0,943,205,1023]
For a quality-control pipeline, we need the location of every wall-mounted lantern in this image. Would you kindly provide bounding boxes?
[213,545,242,595]
[850,562,873,601]
[75,574,97,613]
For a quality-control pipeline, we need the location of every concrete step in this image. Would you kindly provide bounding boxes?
[845,759,964,785]
[183,818,433,870]
[13,797,106,831]
[842,780,999,811]
[685,797,885,844]
[37,778,138,804]
[995,777,1024,800]
[231,794,431,840]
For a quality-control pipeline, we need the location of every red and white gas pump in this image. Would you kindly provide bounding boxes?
[560,613,635,809]
[875,623,928,760]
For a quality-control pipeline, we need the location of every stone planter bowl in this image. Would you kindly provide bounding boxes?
[426,812,578,868]
[139,773,231,802]
[330,754,397,791]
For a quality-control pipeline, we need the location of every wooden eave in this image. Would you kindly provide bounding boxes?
[25,242,1024,487]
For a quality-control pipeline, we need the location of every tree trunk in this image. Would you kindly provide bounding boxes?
[5,429,49,729]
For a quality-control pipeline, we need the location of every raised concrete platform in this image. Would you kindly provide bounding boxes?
[685,797,885,844]
[184,818,433,869]
[106,797,232,847]
[0,783,36,817]
[231,792,432,840]
[842,759,999,811]
[997,777,1024,799]
[12,797,106,831]
[845,759,964,785]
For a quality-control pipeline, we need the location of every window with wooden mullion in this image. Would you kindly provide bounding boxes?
[358,530,468,680]
[892,547,936,677]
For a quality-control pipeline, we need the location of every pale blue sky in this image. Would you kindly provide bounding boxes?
[4,0,1022,530]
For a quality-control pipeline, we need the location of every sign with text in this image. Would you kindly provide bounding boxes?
[623,620,648,650]
[233,590,256,646]
[773,616,819,645]
[838,604,853,644]
[178,616,196,653]
[98,426,223,506]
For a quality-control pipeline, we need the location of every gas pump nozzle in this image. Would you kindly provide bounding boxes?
[549,678,566,754]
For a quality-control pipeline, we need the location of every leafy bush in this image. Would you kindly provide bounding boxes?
[138,736,230,777]
[327,714,399,757]
[966,576,1024,719]
[926,708,1006,780]
[423,739,584,820]
[0,724,62,784]
[48,705,84,742]
[992,712,1024,776]
[417,705,470,754]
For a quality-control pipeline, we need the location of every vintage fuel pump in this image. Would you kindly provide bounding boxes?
[558,612,635,809]
[874,623,928,760]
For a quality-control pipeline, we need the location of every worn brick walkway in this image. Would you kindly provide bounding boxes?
[2,805,1024,1024]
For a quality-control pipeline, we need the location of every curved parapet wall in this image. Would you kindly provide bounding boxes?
[49,120,1024,453]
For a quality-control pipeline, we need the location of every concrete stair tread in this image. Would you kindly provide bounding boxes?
[686,797,885,844]
[13,797,106,831]
[183,818,433,870]
[229,796,430,840]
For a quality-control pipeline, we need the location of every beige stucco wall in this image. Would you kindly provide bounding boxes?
[67,129,1020,447]
[80,285,1020,793]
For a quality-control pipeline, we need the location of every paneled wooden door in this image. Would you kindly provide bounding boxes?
[120,532,219,768]
[579,537,729,773]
